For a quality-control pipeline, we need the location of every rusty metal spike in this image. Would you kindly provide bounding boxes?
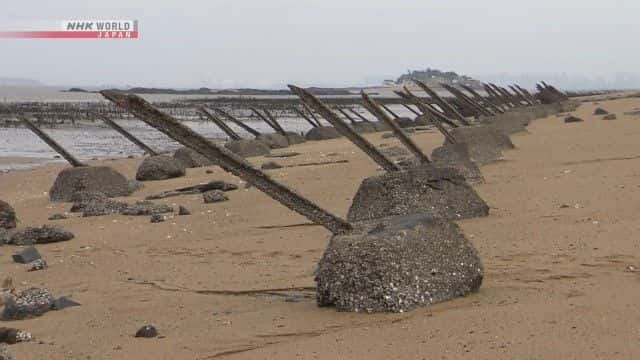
[20,116,86,167]
[212,107,261,137]
[289,85,401,172]
[98,114,158,155]
[101,90,352,235]
[199,107,242,141]
[361,92,430,164]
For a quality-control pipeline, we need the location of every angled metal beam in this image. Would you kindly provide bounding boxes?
[441,83,495,116]
[101,91,352,235]
[98,114,158,155]
[396,89,457,145]
[335,107,357,124]
[394,89,459,129]
[413,80,470,125]
[290,107,319,128]
[289,85,401,172]
[401,103,422,116]
[262,108,287,135]
[20,116,86,167]
[199,107,242,141]
[249,107,280,134]
[212,107,261,137]
[301,103,321,126]
[379,103,400,119]
[460,84,505,114]
[361,92,430,164]
[348,108,372,123]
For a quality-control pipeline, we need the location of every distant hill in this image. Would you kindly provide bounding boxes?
[0,77,44,86]
[394,68,480,87]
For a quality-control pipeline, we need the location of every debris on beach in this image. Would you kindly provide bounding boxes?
[178,206,191,216]
[136,155,186,181]
[261,161,283,170]
[12,247,41,264]
[8,225,74,246]
[27,259,48,272]
[150,214,166,223]
[203,190,229,204]
[47,213,67,221]
[0,327,32,344]
[0,201,16,230]
[135,325,158,338]
[0,288,79,321]
[603,114,617,120]
[145,180,238,200]
[594,107,609,115]
[564,115,584,123]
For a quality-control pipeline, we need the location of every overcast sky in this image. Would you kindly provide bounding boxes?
[1,0,639,89]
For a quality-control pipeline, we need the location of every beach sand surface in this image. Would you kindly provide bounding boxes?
[1,96,640,359]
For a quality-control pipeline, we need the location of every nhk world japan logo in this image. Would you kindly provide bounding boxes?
[0,20,139,39]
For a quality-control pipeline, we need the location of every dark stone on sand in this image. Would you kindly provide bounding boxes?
[305,126,342,141]
[0,328,21,345]
[603,114,617,120]
[594,107,609,115]
[49,166,131,202]
[0,201,16,230]
[205,169,214,174]
[12,247,41,264]
[285,132,306,145]
[266,151,300,158]
[9,225,74,246]
[135,325,158,338]
[120,201,173,216]
[150,214,166,223]
[178,206,191,216]
[257,133,289,149]
[1,288,55,320]
[173,147,212,168]
[136,155,186,181]
[315,214,483,313]
[381,133,395,139]
[261,161,283,170]
[346,165,489,223]
[203,190,228,204]
[70,192,128,217]
[564,115,584,123]
[51,296,81,311]
[47,213,67,221]
[224,139,271,158]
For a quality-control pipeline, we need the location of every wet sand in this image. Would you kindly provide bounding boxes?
[2,96,640,359]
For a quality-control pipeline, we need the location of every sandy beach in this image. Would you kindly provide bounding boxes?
[1,95,640,359]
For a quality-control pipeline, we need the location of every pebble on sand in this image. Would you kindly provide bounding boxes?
[135,325,158,338]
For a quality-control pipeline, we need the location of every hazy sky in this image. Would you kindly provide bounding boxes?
[2,0,639,88]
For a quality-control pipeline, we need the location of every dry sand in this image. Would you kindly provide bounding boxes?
[1,96,640,359]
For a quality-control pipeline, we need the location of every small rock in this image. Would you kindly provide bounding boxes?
[261,161,283,170]
[9,225,74,245]
[205,169,214,174]
[120,201,173,216]
[564,116,584,123]
[0,345,11,360]
[51,296,81,310]
[593,107,609,115]
[0,229,12,245]
[0,201,17,230]
[0,288,55,320]
[381,133,395,139]
[178,206,191,216]
[203,190,228,204]
[559,204,571,209]
[12,247,42,264]
[47,214,67,221]
[27,259,48,272]
[150,214,166,223]
[135,325,158,338]
[603,114,617,120]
